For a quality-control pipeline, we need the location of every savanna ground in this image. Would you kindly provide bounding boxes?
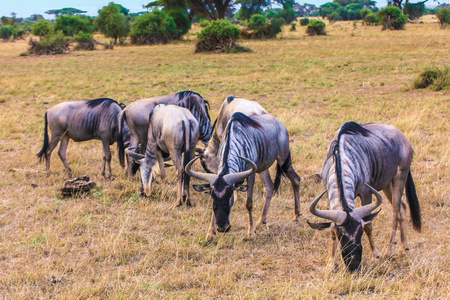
[0,16,449,298]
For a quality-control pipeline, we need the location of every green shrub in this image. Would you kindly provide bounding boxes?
[327,11,342,22]
[168,10,191,37]
[364,13,379,25]
[360,8,372,19]
[299,18,309,26]
[54,15,93,36]
[130,10,177,45]
[436,7,450,28]
[276,8,297,24]
[199,19,210,28]
[74,31,96,50]
[1,25,17,41]
[413,67,450,91]
[248,14,267,30]
[377,6,407,30]
[28,30,71,55]
[245,14,283,39]
[306,19,326,36]
[290,22,296,31]
[195,19,249,53]
[31,19,53,36]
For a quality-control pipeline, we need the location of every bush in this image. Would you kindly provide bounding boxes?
[299,18,309,26]
[245,14,283,39]
[31,19,53,36]
[195,19,249,53]
[413,67,450,91]
[364,13,379,25]
[95,3,130,44]
[306,19,326,36]
[290,22,296,31]
[74,31,96,50]
[276,8,297,24]
[130,10,177,45]
[199,19,210,28]
[168,10,191,37]
[360,8,372,19]
[28,31,71,55]
[377,6,407,30]
[327,11,342,22]
[1,25,17,41]
[54,15,93,36]
[436,7,450,28]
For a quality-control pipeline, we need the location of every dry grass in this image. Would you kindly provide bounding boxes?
[0,18,449,298]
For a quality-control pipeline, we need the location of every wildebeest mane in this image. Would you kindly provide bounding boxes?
[86,98,118,108]
[334,121,371,211]
[177,92,212,142]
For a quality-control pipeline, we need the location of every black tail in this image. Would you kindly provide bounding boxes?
[405,170,421,232]
[36,112,49,162]
[182,121,192,196]
[117,112,126,168]
[274,151,292,194]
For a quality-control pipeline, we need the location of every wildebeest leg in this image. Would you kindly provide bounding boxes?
[126,136,139,178]
[169,149,183,207]
[58,133,72,177]
[388,171,409,255]
[183,147,194,207]
[361,193,381,259]
[101,139,112,178]
[206,212,216,242]
[327,230,338,269]
[45,129,65,177]
[284,166,301,221]
[245,173,256,238]
[154,149,166,200]
[256,170,274,227]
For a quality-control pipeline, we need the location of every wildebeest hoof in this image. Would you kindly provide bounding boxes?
[175,201,183,207]
[405,248,410,251]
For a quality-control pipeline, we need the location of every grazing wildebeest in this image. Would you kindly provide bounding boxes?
[186,112,301,241]
[196,96,267,174]
[307,121,421,272]
[36,98,128,178]
[117,91,213,177]
[125,104,199,206]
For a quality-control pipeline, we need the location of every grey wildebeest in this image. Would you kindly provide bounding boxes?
[196,96,267,174]
[307,121,421,272]
[186,112,301,241]
[117,91,213,177]
[36,98,128,178]
[125,104,199,206]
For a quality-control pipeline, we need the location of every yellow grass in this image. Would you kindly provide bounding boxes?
[0,19,449,298]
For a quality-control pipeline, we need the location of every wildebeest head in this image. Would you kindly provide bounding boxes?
[195,147,219,174]
[125,147,156,196]
[307,185,382,271]
[185,156,256,233]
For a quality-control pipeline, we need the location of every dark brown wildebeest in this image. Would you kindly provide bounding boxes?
[307,121,421,272]
[36,98,129,178]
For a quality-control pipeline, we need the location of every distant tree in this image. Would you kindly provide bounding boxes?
[377,5,407,30]
[145,0,191,37]
[1,25,17,41]
[236,0,271,21]
[45,8,87,18]
[28,14,44,21]
[436,6,450,27]
[31,19,53,36]
[188,0,234,20]
[54,15,93,36]
[130,9,177,44]
[403,1,426,19]
[95,3,130,44]
[294,4,319,17]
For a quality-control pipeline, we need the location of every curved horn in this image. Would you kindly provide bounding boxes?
[223,156,257,185]
[352,183,383,220]
[185,156,217,184]
[309,190,347,224]
[125,147,145,160]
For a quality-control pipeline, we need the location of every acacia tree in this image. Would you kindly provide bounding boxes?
[95,3,130,44]
[187,0,234,20]
[45,8,87,18]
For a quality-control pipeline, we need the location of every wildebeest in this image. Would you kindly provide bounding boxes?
[125,104,199,206]
[118,91,213,177]
[196,96,267,174]
[307,121,421,271]
[186,112,301,241]
[36,98,129,178]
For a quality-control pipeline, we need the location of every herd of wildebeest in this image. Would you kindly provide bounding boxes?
[36,91,421,272]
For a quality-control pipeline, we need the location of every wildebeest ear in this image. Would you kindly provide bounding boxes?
[195,147,204,155]
[361,208,382,225]
[307,220,332,231]
[234,184,248,192]
[193,184,211,193]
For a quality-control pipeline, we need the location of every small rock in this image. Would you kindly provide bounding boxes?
[61,175,96,197]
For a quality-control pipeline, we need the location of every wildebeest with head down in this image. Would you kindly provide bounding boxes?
[125,104,199,206]
[117,91,213,177]
[36,98,129,178]
[186,112,301,241]
[307,121,421,272]
[196,96,267,174]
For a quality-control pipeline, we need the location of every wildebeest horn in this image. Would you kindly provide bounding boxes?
[185,156,217,184]
[309,190,347,224]
[223,156,257,185]
[125,147,145,160]
[352,183,383,220]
